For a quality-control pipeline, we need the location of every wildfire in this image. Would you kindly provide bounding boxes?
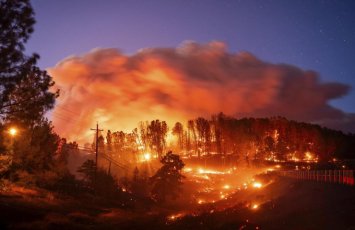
[197,199,205,204]
[305,151,313,161]
[197,168,230,175]
[243,183,248,189]
[252,182,262,189]
[251,204,259,210]
[143,152,151,161]
[223,184,231,189]
[167,213,184,221]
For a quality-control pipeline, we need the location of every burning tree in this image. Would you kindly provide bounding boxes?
[150,151,185,202]
[172,122,184,151]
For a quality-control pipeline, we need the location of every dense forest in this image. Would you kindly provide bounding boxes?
[90,113,355,169]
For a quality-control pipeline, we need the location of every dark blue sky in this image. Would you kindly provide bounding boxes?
[26,0,355,113]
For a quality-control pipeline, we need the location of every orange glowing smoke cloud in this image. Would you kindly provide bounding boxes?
[48,41,353,143]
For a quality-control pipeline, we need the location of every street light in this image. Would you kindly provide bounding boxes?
[7,127,18,166]
[8,127,17,137]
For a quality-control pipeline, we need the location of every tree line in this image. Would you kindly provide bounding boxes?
[97,114,355,166]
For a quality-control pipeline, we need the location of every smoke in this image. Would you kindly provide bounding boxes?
[48,41,353,143]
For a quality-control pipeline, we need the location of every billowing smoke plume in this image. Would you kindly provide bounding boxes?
[49,41,354,143]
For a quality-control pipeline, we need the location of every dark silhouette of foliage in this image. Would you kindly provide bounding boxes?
[0,0,58,122]
[172,122,184,150]
[129,167,149,197]
[77,159,121,198]
[9,120,60,175]
[77,159,96,184]
[150,151,185,202]
[0,1,60,183]
[148,120,168,158]
[0,0,35,106]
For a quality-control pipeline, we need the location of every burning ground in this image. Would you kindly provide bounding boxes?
[1,165,354,229]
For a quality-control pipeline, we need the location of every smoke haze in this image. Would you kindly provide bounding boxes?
[49,41,354,143]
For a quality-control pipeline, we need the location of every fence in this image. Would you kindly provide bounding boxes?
[280,170,354,186]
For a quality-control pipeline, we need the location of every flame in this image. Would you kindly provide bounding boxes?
[143,152,151,161]
[252,182,262,189]
[223,184,231,189]
[197,199,205,204]
[167,213,184,221]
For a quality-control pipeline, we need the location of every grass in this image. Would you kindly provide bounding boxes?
[0,174,354,229]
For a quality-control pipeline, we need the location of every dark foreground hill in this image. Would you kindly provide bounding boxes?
[0,174,354,229]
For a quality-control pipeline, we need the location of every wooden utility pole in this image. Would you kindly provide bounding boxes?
[91,122,103,182]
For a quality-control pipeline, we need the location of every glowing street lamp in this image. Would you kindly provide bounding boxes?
[7,127,18,158]
[8,127,17,137]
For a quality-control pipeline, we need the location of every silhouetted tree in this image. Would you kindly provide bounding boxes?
[10,120,60,173]
[77,159,96,186]
[147,120,168,158]
[130,167,149,197]
[106,130,112,151]
[150,151,185,202]
[0,0,35,112]
[195,117,211,157]
[0,0,59,182]
[172,122,184,151]
[0,0,58,123]
[188,119,197,154]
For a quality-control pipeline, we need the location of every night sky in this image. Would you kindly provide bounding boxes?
[24,0,355,141]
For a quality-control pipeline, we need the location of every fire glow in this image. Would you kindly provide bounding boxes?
[252,182,262,189]
[48,42,352,144]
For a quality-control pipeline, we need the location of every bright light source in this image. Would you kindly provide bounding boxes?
[198,168,205,174]
[197,199,204,204]
[143,152,151,161]
[8,128,17,136]
[252,182,262,189]
[223,184,231,189]
[251,204,259,210]
[305,151,314,161]
[167,213,184,221]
